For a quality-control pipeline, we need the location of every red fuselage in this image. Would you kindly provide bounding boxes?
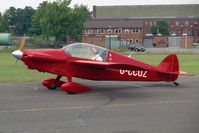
[21,49,178,82]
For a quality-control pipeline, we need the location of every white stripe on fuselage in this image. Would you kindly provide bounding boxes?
[120,69,148,78]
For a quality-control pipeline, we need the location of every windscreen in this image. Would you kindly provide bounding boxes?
[63,43,108,61]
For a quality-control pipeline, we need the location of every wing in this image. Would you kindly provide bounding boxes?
[71,59,151,70]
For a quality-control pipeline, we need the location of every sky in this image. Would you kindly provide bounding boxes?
[0,0,199,13]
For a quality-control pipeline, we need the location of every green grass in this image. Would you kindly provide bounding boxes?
[129,53,199,76]
[0,50,199,82]
[112,45,130,53]
[0,51,56,82]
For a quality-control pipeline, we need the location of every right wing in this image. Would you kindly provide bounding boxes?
[71,59,153,71]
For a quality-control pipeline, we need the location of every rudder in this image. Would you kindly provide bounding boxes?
[157,54,179,73]
[156,54,180,81]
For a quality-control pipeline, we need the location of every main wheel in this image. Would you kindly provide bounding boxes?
[67,92,77,95]
[48,86,57,90]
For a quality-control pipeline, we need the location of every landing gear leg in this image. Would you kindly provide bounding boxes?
[55,75,62,84]
[66,76,76,94]
[42,75,65,90]
[48,75,62,90]
[67,75,72,82]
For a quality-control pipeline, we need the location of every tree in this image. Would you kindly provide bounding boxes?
[40,0,72,41]
[7,7,17,26]
[1,11,9,32]
[29,0,89,43]
[68,4,90,41]
[56,0,71,6]
[0,12,2,31]
[150,19,170,36]
[14,6,35,35]
[1,6,35,35]
[28,1,48,35]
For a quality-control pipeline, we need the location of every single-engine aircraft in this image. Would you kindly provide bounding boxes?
[12,37,187,94]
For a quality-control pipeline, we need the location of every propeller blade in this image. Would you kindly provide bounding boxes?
[19,36,26,51]
[12,36,25,66]
[15,59,18,66]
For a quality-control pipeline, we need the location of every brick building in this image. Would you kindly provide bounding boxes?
[82,20,143,47]
[82,4,199,48]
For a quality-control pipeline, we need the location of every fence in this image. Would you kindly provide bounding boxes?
[12,36,66,50]
[143,38,153,47]
[168,36,181,47]
[106,40,130,49]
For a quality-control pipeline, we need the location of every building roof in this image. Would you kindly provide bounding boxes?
[94,4,199,18]
[84,20,143,29]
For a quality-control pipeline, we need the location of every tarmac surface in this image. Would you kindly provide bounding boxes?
[0,76,199,133]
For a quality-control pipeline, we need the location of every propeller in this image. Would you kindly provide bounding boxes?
[19,36,26,51]
[12,36,26,65]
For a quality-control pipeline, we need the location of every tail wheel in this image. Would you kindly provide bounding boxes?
[173,82,179,86]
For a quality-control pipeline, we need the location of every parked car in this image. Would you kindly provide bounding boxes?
[128,44,145,52]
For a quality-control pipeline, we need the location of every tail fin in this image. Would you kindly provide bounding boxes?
[157,54,187,75]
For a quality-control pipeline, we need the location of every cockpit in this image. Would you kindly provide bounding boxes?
[63,43,108,61]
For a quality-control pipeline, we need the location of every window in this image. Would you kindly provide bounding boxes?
[107,29,112,34]
[198,30,199,36]
[185,21,189,26]
[136,39,139,43]
[97,29,104,34]
[183,30,187,34]
[114,29,122,34]
[125,29,129,34]
[194,21,198,26]
[150,21,152,26]
[176,21,179,26]
[85,29,92,34]
[145,21,148,26]
[130,39,133,44]
[132,28,139,33]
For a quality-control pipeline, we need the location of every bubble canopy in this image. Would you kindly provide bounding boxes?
[62,43,108,61]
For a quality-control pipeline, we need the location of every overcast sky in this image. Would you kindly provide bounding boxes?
[0,0,199,13]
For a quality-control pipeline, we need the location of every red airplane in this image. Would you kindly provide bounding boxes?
[12,37,187,94]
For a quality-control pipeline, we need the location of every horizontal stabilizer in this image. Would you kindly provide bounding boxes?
[179,71,187,75]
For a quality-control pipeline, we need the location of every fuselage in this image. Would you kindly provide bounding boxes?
[21,48,177,82]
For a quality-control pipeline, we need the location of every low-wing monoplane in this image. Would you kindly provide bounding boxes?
[12,37,187,94]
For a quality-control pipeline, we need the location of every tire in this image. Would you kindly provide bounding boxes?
[48,86,57,90]
[67,92,77,95]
